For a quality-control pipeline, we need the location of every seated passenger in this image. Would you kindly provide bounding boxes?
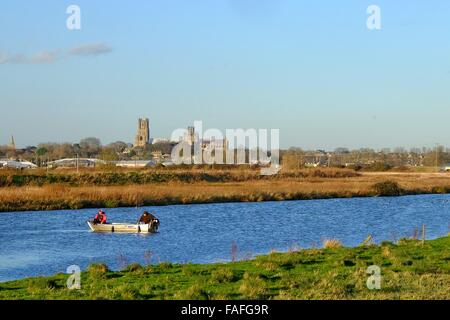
[93,210,107,224]
[138,211,157,224]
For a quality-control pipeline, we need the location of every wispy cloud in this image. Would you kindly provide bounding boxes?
[0,53,28,64]
[0,43,112,65]
[68,43,112,56]
[30,51,60,64]
[0,52,9,64]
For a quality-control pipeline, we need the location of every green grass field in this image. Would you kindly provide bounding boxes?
[1,236,449,300]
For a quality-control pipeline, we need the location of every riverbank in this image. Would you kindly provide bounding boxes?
[1,170,450,212]
[1,236,449,300]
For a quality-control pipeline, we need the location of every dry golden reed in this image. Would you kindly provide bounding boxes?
[0,170,449,212]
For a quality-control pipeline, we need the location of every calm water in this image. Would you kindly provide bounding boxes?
[1,194,449,282]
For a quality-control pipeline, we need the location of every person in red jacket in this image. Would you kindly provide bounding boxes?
[93,210,107,224]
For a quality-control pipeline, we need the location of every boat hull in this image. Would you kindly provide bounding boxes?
[87,221,158,233]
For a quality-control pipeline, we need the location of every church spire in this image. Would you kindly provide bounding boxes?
[9,135,16,150]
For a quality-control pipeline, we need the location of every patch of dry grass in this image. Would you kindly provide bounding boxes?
[323,239,343,249]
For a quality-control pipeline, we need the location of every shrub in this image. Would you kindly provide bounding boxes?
[87,263,109,280]
[104,199,119,208]
[397,238,420,246]
[158,262,173,270]
[175,284,209,300]
[68,199,84,209]
[209,268,238,284]
[27,277,59,291]
[343,260,356,266]
[114,284,140,300]
[239,273,269,299]
[372,181,402,196]
[323,239,343,249]
[431,186,450,194]
[393,166,412,172]
[381,240,394,247]
[255,261,279,272]
[124,263,143,273]
[366,162,392,172]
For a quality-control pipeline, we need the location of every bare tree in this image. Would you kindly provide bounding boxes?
[79,137,102,157]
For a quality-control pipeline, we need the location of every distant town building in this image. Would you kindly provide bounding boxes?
[303,151,329,167]
[184,126,198,145]
[152,138,170,144]
[0,160,37,169]
[161,160,175,167]
[134,118,150,148]
[201,138,229,151]
[47,158,105,168]
[151,150,163,160]
[115,160,156,168]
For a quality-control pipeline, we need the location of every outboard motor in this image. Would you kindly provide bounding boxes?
[151,218,160,232]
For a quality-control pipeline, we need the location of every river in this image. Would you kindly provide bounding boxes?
[0,194,449,282]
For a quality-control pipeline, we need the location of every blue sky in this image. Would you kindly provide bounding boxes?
[1,0,450,149]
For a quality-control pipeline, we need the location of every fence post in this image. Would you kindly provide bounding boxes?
[422,224,426,246]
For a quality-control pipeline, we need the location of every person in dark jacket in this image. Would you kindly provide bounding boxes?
[138,211,158,224]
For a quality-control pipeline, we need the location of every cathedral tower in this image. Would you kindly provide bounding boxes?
[134,118,150,147]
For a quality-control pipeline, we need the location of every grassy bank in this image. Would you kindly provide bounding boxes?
[1,236,449,300]
[1,170,450,212]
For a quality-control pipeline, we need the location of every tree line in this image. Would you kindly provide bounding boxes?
[1,138,450,169]
[0,137,176,165]
[281,146,450,169]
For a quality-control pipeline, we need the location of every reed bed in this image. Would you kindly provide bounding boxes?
[1,172,450,212]
[0,167,359,187]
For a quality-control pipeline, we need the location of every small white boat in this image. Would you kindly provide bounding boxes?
[87,220,159,233]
